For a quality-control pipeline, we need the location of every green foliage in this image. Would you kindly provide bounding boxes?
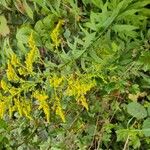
[0,0,150,149]
[127,102,147,119]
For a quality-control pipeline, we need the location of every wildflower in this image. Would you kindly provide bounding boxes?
[9,105,16,118]
[78,95,89,110]
[14,98,23,117]
[50,19,64,48]
[55,95,65,122]
[0,101,6,119]
[33,91,50,123]
[22,100,32,120]
[9,87,18,95]
[25,32,39,73]
[6,62,19,81]
[49,75,64,88]
[11,53,20,66]
[1,79,9,91]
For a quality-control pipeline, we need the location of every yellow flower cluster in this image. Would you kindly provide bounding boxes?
[49,75,65,122]
[25,32,38,73]
[0,96,32,120]
[66,75,95,110]
[6,62,19,81]
[0,101,6,119]
[33,91,50,123]
[55,95,65,123]
[49,75,64,88]
[50,20,64,48]
[1,79,9,91]
[14,98,32,120]
[11,53,20,66]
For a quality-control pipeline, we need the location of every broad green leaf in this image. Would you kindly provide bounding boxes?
[127,102,147,119]
[0,15,10,36]
[142,118,150,137]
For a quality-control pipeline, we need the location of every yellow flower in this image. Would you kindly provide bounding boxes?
[33,91,50,123]
[9,105,16,118]
[22,100,32,120]
[1,79,9,91]
[79,95,88,110]
[9,87,18,95]
[50,19,64,48]
[55,96,65,122]
[25,32,38,73]
[50,75,64,88]
[66,74,95,110]
[6,62,19,81]
[0,101,6,119]
[14,98,23,117]
[11,53,20,66]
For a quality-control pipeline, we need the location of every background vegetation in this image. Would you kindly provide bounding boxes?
[0,0,150,149]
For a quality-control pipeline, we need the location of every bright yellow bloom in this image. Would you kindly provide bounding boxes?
[55,95,65,123]
[78,95,89,111]
[33,91,50,123]
[11,53,20,66]
[9,87,18,95]
[66,74,95,110]
[6,62,19,81]
[50,75,64,88]
[22,100,32,120]
[50,20,64,48]
[14,98,23,117]
[9,105,16,118]
[0,101,6,119]
[25,32,38,73]
[1,80,9,91]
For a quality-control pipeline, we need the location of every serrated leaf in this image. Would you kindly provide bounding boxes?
[127,102,147,119]
[142,118,150,137]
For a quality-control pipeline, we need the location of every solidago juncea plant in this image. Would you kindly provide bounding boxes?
[0,32,96,123]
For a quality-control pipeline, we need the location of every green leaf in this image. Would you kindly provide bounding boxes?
[127,102,147,119]
[147,106,150,116]
[16,26,32,43]
[0,119,7,129]
[139,51,150,71]
[142,118,150,137]
[23,0,33,19]
[0,15,10,36]
[91,0,103,9]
